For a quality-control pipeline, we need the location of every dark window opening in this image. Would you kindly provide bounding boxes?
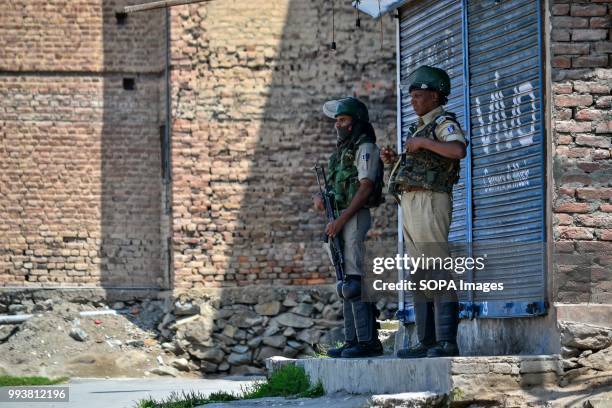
[123,78,135,90]
[116,12,128,26]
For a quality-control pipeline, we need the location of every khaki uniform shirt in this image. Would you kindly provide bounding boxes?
[412,106,467,145]
[401,106,466,258]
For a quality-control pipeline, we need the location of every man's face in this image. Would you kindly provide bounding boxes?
[410,89,439,116]
[335,114,353,131]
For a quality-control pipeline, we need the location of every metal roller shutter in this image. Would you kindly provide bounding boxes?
[392,0,547,321]
[466,0,546,317]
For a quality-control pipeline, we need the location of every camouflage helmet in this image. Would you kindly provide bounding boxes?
[322,97,370,123]
[408,66,451,96]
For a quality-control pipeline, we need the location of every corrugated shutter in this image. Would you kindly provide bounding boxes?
[467,0,546,316]
[399,0,467,243]
[397,0,547,321]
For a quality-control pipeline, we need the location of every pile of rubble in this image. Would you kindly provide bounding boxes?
[0,296,189,378]
[558,321,612,388]
[159,286,398,375]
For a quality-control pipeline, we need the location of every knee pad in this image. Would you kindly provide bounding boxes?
[341,276,362,301]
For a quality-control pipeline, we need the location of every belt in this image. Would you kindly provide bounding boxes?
[403,186,428,193]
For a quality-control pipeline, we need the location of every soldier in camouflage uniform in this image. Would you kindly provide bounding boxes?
[381,66,467,358]
[313,97,385,358]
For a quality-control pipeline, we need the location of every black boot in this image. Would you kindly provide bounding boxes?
[426,341,459,357]
[396,341,433,358]
[427,301,459,357]
[340,339,383,358]
[327,341,356,358]
[397,300,436,359]
[326,299,358,358]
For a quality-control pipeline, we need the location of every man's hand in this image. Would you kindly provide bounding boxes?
[325,219,345,238]
[313,194,325,212]
[380,146,398,165]
[406,137,428,153]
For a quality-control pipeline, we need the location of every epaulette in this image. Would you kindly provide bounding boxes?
[434,112,458,126]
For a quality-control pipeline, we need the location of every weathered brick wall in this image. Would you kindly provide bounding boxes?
[0,1,166,287]
[550,0,611,303]
[169,1,398,288]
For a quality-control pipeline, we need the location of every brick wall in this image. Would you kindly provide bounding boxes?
[0,1,166,287]
[169,0,398,289]
[550,0,611,303]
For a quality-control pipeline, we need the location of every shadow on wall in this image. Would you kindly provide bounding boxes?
[100,0,167,290]
[171,0,397,290]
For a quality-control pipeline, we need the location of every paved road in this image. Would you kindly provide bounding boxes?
[0,377,261,408]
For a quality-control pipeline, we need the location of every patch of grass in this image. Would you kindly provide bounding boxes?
[243,364,310,399]
[134,365,324,407]
[0,376,69,387]
[135,390,239,408]
[299,380,324,398]
[450,386,464,401]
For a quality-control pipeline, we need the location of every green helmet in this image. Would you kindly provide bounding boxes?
[408,66,451,96]
[322,97,370,123]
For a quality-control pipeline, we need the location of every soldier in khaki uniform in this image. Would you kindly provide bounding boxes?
[381,66,467,358]
[313,97,385,358]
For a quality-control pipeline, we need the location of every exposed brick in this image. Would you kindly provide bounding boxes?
[576,188,612,200]
[556,146,593,158]
[558,226,594,240]
[555,16,590,28]
[555,213,574,225]
[601,204,612,213]
[595,121,612,134]
[577,160,612,174]
[561,174,593,186]
[554,94,593,107]
[572,29,608,41]
[593,149,611,160]
[601,230,612,241]
[557,134,573,144]
[575,135,611,147]
[553,56,572,68]
[591,18,611,29]
[552,29,571,42]
[573,55,609,68]
[555,202,591,213]
[576,241,612,253]
[553,43,591,55]
[578,214,612,228]
[573,81,610,94]
[553,4,571,15]
[571,4,608,17]
[554,83,573,94]
[556,121,593,133]
[594,42,612,54]
[559,187,576,197]
[555,241,575,253]
[596,96,611,108]
[575,109,605,122]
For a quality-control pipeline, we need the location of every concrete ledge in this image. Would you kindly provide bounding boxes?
[267,355,562,399]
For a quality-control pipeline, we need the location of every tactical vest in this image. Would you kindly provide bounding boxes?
[388,112,461,198]
[327,133,384,212]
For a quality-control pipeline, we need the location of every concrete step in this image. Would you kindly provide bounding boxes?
[266,354,562,404]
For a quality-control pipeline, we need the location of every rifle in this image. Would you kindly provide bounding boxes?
[313,164,345,282]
